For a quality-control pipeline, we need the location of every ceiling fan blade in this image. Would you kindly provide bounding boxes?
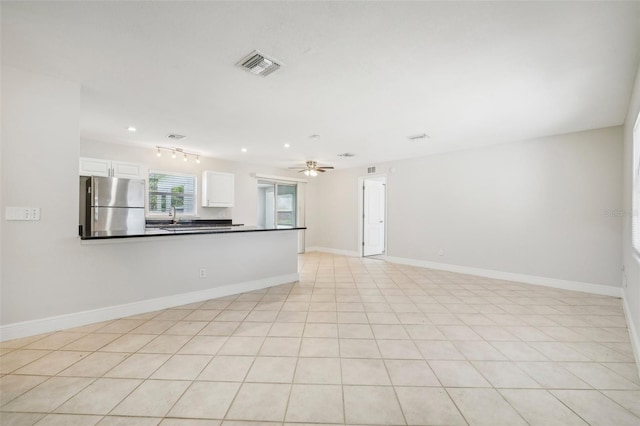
[289,162,333,173]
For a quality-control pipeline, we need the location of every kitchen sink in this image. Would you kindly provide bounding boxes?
[160,226,232,232]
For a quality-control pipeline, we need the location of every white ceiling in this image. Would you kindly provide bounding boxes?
[2,1,639,169]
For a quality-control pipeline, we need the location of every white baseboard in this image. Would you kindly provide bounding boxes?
[385,256,623,298]
[0,273,299,342]
[622,288,640,378]
[305,246,360,257]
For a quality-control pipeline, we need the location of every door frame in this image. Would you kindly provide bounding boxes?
[257,178,306,254]
[358,174,388,258]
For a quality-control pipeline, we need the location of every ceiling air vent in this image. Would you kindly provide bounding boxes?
[237,50,281,77]
[167,134,187,140]
[367,166,376,174]
[337,152,355,157]
[408,133,430,141]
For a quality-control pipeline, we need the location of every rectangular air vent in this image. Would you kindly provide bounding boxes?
[237,50,281,77]
[367,166,376,174]
[408,133,430,141]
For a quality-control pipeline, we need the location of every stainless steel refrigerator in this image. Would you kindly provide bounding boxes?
[82,176,146,237]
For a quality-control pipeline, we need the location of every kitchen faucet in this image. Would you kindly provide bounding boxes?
[171,205,179,224]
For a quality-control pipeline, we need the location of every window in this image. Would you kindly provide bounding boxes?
[276,185,296,227]
[257,180,297,228]
[148,171,196,216]
[633,114,640,254]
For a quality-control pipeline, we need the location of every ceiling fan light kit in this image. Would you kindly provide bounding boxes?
[289,160,334,177]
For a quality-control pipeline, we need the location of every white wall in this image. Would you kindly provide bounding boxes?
[1,66,81,325]
[306,170,359,253]
[1,66,298,328]
[622,62,640,367]
[307,126,623,288]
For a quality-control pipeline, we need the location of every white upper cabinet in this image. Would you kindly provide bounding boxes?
[202,171,234,207]
[79,157,111,177]
[111,161,144,179]
[79,157,144,178]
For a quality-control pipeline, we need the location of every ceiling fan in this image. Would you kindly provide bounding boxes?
[289,160,334,176]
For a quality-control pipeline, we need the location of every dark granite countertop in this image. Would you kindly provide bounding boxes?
[80,219,306,240]
[144,219,236,228]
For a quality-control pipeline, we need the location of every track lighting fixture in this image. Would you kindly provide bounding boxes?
[156,146,202,163]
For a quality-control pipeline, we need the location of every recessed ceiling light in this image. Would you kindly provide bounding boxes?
[127,126,136,132]
[283,143,291,148]
[337,152,355,157]
[407,133,430,140]
[241,148,247,153]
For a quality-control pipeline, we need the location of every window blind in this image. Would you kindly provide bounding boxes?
[148,172,196,215]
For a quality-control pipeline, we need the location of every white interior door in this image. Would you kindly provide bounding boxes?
[363,179,386,256]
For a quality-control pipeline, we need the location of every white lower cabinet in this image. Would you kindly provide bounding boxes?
[79,157,144,178]
[202,170,234,207]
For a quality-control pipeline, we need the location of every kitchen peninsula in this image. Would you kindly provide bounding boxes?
[5,221,304,340]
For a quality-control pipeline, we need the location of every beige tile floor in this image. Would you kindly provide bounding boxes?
[1,252,640,425]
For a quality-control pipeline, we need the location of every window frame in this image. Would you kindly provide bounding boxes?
[257,179,298,228]
[147,170,198,217]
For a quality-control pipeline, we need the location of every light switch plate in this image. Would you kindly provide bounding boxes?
[6,207,41,221]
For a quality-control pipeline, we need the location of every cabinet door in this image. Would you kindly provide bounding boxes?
[202,171,234,207]
[79,157,111,177]
[112,161,144,179]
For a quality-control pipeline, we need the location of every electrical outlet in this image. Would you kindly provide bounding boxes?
[199,268,207,278]
[438,248,444,257]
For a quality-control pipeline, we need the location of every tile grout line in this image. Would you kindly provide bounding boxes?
[162,298,248,421]
[390,264,480,426]
[90,296,234,419]
[221,280,297,422]
[369,269,409,426]
[100,300,226,419]
[282,259,323,424]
